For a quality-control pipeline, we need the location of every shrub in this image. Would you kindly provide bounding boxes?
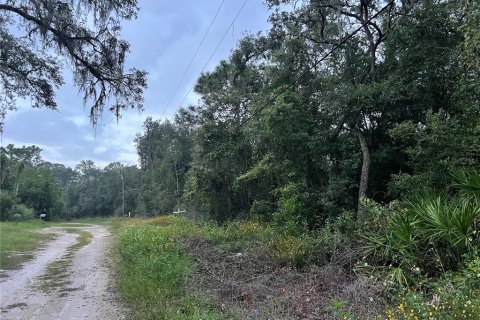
[0,191,15,221]
[249,199,275,219]
[266,234,306,266]
[272,183,309,236]
[363,170,480,288]
[304,211,358,266]
[10,204,35,220]
[377,255,480,320]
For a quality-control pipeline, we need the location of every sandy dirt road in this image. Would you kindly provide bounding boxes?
[0,224,125,320]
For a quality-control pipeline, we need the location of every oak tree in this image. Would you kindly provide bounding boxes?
[0,0,147,128]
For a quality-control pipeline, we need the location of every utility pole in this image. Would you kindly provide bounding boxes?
[174,161,180,211]
[121,170,125,217]
[65,181,69,219]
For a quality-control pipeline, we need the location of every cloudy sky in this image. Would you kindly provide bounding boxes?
[1,1,272,168]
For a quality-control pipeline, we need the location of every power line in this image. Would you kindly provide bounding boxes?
[159,0,226,119]
[237,0,395,128]
[173,0,395,173]
[124,181,142,191]
[175,0,249,112]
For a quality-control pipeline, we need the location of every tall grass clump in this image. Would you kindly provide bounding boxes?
[116,216,221,320]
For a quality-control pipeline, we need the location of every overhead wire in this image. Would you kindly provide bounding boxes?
[175,0,249,111]
[237,0,395,128]
[173,0,396,174]
[123,181,142,191]
[159,0,226,119]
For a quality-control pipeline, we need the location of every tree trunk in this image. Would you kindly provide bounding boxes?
[13,163,25,198]
[356,131,370,221]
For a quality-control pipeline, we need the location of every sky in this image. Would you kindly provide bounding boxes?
[1,0,272,168]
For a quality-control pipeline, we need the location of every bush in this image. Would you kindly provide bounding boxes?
[266,233,306,267]
[249,200,275,219]
[308,211,358,266]
[377,255,480,320]
[0,191,15,221]
[10,204,35,220]
[0,192,35,221]
[363,170,480,288]
[272,183,309,235]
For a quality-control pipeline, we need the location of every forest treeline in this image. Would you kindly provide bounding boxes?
[0,144,141,220]
[1,0,479,316]
[122,1,480,316]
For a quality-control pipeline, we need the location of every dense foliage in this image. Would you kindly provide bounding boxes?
[129,1,480,318]
[0,144,141,220]
[136,0,479,225]
[2,0,479,317]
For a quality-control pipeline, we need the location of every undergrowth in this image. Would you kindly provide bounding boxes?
[115,215,381,319]
[116,217,221,320]
[362,170,480,319]
[116,170,479,319]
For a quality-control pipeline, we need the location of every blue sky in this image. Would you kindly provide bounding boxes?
[1,1,272,168]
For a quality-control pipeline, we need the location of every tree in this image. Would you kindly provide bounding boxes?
[18,166,62,219]
[0,144,42,196]
[0,0,147,128]
[40,162,77,188]
[136,117,193,215]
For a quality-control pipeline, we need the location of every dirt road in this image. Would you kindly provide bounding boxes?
[0,224,126,320]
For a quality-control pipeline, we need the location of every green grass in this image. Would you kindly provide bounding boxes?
[0,220,56,270]
[115,216,318,319]
[54,216,125,229]
[116,216,222,320]
[113,188,480,319]
[0,217,114,270]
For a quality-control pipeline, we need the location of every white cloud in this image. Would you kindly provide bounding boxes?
[94,146,108,154]
[67,115,89,127]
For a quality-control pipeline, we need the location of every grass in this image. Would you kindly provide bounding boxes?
[53,216,125,229]
[64,229,93,250]
[37,229,93,293]
[0,220,56,270]
[116,216,222,320]
[115,216,381,319]
[0,217,111,271]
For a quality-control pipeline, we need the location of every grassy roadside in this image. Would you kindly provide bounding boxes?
[115,215,480,320]
[115,216,379,320]
[116,217,221,320]
[0,220,57,270]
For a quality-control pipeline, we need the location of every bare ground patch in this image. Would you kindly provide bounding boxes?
[0,225,125,320]
[182,237,386,319]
